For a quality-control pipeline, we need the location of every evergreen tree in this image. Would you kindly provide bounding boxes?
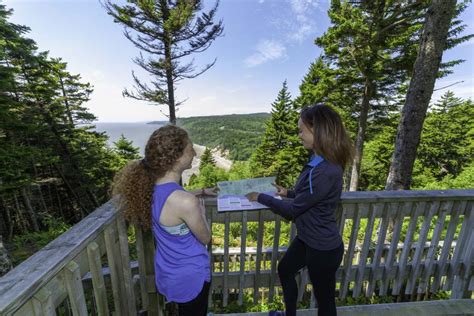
[0,5,122,239]
[251,81,306,187]
[416,92,473,180]
[199,147,216,171]
[311,0,472,190]
[103,0,223,124]
[113,134,141,164]
[386,0,459,190]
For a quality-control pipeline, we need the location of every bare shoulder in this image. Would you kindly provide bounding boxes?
[167,190,200,213]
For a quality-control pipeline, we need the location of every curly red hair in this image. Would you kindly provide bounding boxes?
[111,125,189,227]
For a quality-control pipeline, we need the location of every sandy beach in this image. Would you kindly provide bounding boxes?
[182,144,233,184]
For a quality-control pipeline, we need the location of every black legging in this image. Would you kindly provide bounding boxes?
[278,237,344,316]
[176,281,210,316]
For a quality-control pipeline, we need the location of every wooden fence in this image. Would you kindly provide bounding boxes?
[0,190,472,315]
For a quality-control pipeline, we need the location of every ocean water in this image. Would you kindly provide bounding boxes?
[93,122,164,154]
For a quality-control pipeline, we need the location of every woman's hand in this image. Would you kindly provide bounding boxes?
[245,192,260,201]
[272,182,288,197]
[194,187,219,197]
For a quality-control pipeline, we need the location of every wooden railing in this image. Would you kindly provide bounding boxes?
[0,190,472,315]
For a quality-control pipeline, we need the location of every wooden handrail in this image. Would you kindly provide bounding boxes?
[0,190,472,315]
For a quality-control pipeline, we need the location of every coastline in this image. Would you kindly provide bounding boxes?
[182,144,233,184]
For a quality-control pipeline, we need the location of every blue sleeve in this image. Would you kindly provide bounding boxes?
[257,173,334,221]
[287,189,296,198]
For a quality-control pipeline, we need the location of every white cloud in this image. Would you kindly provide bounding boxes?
[244,39,287,67]
[199,95,217,103]
[287,0,323,43]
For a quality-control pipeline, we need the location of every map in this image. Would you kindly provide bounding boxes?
[217,176,278,212]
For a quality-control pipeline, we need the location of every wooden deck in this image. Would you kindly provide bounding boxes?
[0,190,472,315]
[216,299,474,316]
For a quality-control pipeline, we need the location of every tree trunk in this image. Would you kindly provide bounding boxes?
[20,187,40,232]
[385,0,457,190]
[161,0,176,125]
[59,76,74,125]
[349,79,372,191]
[0,235,13,277]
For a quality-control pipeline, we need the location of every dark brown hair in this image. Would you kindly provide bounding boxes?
[111,125,189,227]
[300,103,354,168]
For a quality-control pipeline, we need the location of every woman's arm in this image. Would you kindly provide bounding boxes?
[174,192,211,244]
[258,173,334,220]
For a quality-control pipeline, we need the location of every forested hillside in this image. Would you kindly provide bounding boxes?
[176,113,270,161]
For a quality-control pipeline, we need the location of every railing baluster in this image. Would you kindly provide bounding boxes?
[117,215,136,315]
[223,212,230,307]
[86,242,109,316]
[268,214,281,301]
[104,225,125,315]
[205,200,215,309]
[379,202,404,296]
[32,288,56,316]
[340,203,360,298]
[254,210,265,303]
[416,201,448,296]
[450,201,473,299]
[135,225,149,311]
[443,200,467,291]
[404,201,440,295]
[354,202,376,297]
[392,201,421,295]
[440,201,464,291]
[64,261,88,316]
[366,202,390,297]
[238,211,248,305]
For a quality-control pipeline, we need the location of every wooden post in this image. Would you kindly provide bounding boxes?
[238,211,248,305]
[117,215,136,315]
[223,212,230,307]
[104,225,124,315]
[268,214,281,302]
[63,261,88,316]
[32,288,56,316]
[86,242,109,316]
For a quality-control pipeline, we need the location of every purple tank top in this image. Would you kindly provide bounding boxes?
[152,182,211,303]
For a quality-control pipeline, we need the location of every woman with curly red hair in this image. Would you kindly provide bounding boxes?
[112,125,213,316]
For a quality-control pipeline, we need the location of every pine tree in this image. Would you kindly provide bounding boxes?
[251,81,306,187]
[416,92,473,180]
[386,0,459,190]
[103,0,223,124]
[199,147,215,171]
[0,4,122,239]
[312,0,472,191]
[114,134,141,161]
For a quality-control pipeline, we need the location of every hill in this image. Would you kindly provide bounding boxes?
[175,113,270,161]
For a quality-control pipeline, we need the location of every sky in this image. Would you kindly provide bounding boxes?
[3,0,474,122]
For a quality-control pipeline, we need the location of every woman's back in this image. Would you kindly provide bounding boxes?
[152,182,211,303]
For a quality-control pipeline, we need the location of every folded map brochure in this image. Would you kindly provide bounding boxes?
[217,176,280,212]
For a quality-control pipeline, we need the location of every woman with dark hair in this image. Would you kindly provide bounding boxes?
[246,104,354,316]
[112,125,214,316]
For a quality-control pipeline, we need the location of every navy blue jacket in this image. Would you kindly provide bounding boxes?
[257,156,343,251]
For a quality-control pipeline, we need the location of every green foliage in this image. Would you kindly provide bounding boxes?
[102,0,223,123]
[113,134,141,161]
[359,93,473,191]
[186,165,228,190]
[416,92,473,180]
[0,5,125,243]
[177,113,270,161]
[10,216,70,265]
[199,147,216,170]
[251,81,307,187]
